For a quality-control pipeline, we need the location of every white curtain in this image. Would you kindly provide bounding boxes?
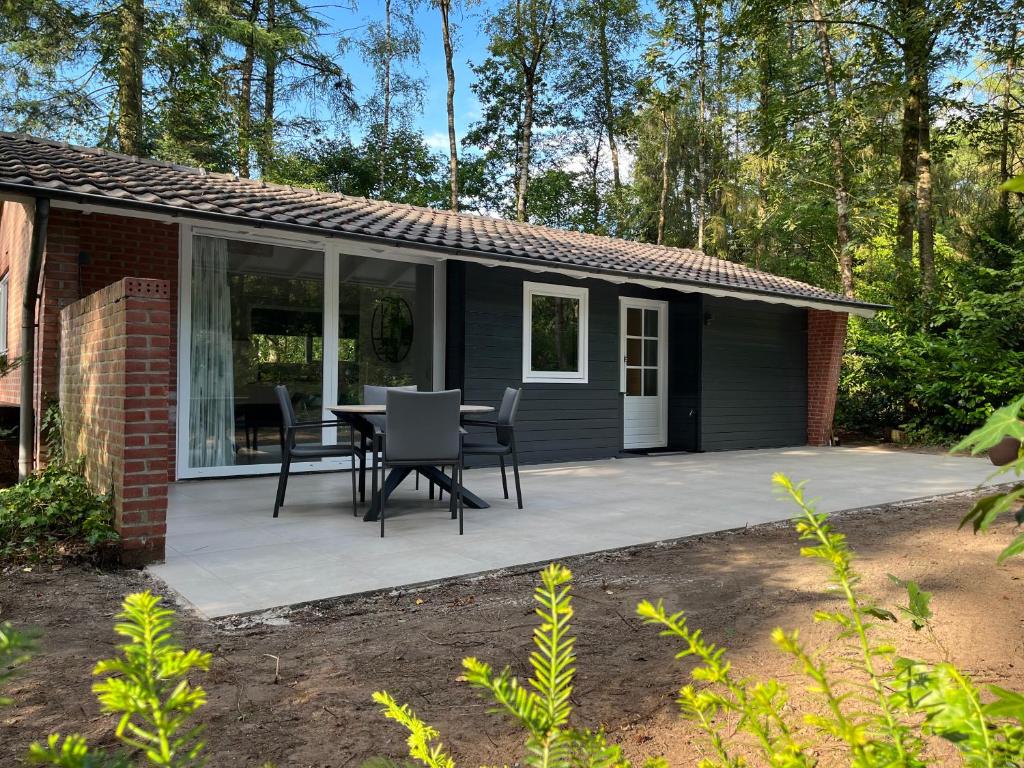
[189,236,235,468]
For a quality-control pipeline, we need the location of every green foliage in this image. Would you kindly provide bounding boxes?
[0,458,117,561]
[372,478,1024,768]
[838,242,1024,441]
[29,591,212,768]
[373,563,637,768]
[0,620,35,707]
[41,401,65,463]
[954,396,1024,563]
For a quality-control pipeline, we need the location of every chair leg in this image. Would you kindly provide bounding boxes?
[379,462,387,538]
[273,453,291,517]
[499,455,509,499]
[415,472,420,491]
[359,433,367,502]
[438,466,444,502]
[449,467,457,519]
[457,459,465,535]
[511,443,523,509]
[429,479,435,500]
[351,458,357,516]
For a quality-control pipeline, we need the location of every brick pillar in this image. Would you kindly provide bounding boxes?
[60,278,170,565]
[807,309,848,446]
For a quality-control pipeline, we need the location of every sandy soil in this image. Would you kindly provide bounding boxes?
[2,488,1023,766]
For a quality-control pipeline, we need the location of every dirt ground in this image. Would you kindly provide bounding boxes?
[2,488,1023,767]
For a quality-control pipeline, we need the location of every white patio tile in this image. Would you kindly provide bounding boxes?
[150,447,1001,617]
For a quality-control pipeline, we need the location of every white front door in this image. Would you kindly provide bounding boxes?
[620,298,668,450]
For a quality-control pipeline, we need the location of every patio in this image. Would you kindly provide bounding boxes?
[150,446,1000,617]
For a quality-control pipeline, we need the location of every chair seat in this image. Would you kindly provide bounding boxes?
[462,441,511,455]
[290,443,358,459]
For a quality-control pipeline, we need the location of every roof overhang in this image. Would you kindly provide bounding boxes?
[0,184,884,318]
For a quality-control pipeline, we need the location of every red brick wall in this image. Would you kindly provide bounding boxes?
[0,207,179,477]
[0,200,33,406]
[60,278,171,565]
[807,309,848,446]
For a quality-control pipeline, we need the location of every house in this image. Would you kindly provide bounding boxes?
[0,133,881,564]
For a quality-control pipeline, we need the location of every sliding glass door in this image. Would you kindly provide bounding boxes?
[187,234,326,472]
[179,228,440,478]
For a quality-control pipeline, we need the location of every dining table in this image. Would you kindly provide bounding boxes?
[328,403,494,522]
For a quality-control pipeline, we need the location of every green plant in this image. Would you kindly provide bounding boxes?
[28,592,211,768]
[0,458,117,560]
[953,395,1024,562]
[371,477,1024,768]
[41,401,65,463]
[373,563,648,768]
[0,620,34,707]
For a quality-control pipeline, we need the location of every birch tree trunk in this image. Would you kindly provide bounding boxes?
[381,0,393,185]
[439,0,459,211]
[515,74,535,222]
[597,4,621,191]
[809,0,854,297]
[916,73,935,296]
[657,107,670,245]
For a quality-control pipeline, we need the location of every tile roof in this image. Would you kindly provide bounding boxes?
[0,133,879,312]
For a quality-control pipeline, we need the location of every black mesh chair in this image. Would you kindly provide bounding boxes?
[273,385,362,518]
[376,389,465,537]
[463,387,523,509]
[363,384,418,500]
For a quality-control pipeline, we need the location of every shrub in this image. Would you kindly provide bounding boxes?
[28,591,211,768]
[0,459,118,561]
[953,395,1024,563]
[372,476,1024,767]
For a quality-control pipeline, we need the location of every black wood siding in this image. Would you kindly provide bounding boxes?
[461,264,622,464]
[700,296,807,450]
[456,265,808,463]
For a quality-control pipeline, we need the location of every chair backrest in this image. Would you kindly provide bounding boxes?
[275,385,297,449]
[496,387,522,446]
[363,384,418,405]
[384,389,462,463]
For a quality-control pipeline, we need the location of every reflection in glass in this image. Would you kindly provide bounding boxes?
[189,235,324,468]
[626,368,642,396]
[531,294,580,372]
[337,255,434,405]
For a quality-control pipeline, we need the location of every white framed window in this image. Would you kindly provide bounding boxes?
[0,273,8,355]
[522,281,589,384]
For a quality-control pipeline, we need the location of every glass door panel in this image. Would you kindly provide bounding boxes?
[336,254,434,404]
[188,235,325,470]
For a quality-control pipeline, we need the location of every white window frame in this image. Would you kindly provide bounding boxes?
[176,222,447,480]
[0,273,8,355]
[522,281,589,384]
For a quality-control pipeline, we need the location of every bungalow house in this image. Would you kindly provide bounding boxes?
[0,133,880,564]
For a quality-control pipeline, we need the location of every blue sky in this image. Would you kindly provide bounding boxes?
[319,1,494,147]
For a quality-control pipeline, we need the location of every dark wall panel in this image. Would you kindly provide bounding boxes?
[461,264,622,464]
[700,297,807,450]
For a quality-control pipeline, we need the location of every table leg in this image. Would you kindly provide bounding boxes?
[363,465,490,522]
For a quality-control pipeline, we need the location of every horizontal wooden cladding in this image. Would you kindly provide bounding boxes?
[700,296,806,451]
[462,264,623,465]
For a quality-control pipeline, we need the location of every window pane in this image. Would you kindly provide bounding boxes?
[531,294,580,372]
[644,309,659,337]
[626,368,642,396]
[644,368,658,396]
[644,339,658,367]
[627,307,642,336]
[337,255,434,405]
[626,337,642,366]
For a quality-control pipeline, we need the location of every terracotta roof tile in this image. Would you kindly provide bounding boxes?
[0,132,878,311]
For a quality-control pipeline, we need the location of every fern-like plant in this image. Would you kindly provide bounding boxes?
[373,563,652,768]
[0,620,34,707]
[28,591,211,768]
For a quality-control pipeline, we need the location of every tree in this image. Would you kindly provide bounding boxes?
[435,0,462,211]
